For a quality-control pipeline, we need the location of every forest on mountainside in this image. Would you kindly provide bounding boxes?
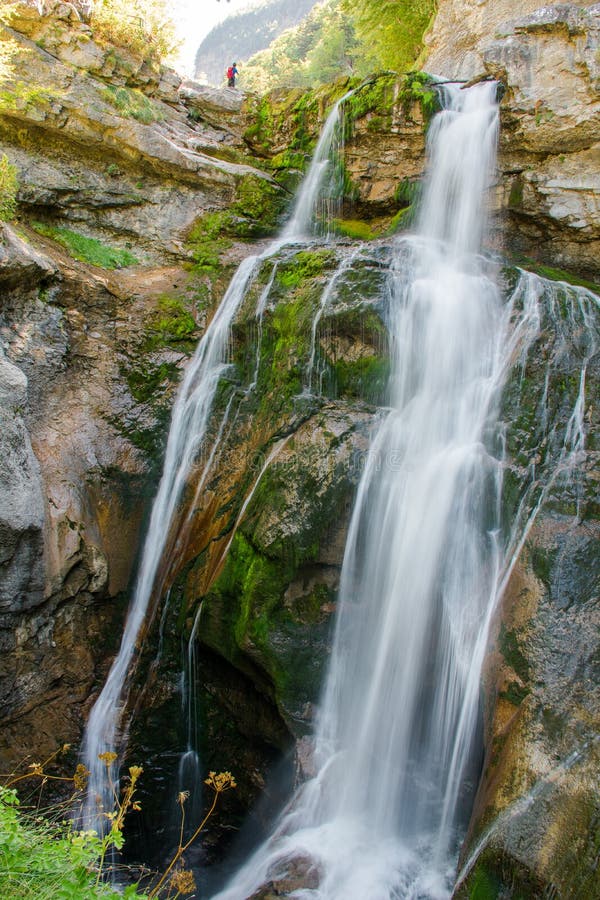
[196,0,437,89]
[193,0,320,84]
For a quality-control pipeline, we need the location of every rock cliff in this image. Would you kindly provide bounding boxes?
[0,0,287,767]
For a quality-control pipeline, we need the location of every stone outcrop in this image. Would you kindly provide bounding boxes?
[486,4,600,280]
[1,2,285,265]
[426,1,600,279]
[0,348,45,611]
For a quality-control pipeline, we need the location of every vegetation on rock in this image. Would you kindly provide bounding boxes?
[89,0,179,62]
[0,151,17,220]
[101,84,163,124]
[31,222,139,269]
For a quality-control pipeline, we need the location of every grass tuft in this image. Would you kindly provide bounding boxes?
[31,222,139,269]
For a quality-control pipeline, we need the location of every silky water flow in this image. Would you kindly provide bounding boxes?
[213,81,506,900]
[81,93,350,829]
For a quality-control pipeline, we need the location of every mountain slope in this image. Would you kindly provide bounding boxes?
[194,0,321,85]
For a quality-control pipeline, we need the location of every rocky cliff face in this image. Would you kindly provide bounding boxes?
[427,1,600,280]
[0,0,287,768]
[119,241,390,860]
[454,272,600,898]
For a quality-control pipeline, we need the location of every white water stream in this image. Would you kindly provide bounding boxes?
[211,78,600,900]
[213,80,505,900]
[81,94,350,828]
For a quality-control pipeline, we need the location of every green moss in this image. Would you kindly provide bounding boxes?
[331,354,390,404]
[187,211,233,274]
[467,862,502,900]
[286,90,322,154]
[512,255,600,294]
[331,219,378,240]
[107,411,170,466]
[456,849,555,900]
[30,221,139,268]
[124,360,179,403]
[277,248,335,289]
[204,531,294,678]
[143,293,197,351]
[508,178,524,209]
[101,84,163,124]
[384,177,422,233]
[530,545,555,589]
[187,177,285,269]
[394,177,420,207]
[231,174,285,237]
[291,583,332,625]
[244,85,348,162]
[243,94,278,153]
[0,153,18,222]
[346,74,397,126]
[498,624,531,684]
[387,205,415,233]
[269,149,307,173]
[499,680,530,706]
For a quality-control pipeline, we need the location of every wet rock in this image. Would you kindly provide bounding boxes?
[457,270,600,896]
[0,350,45,613]
[249,854,322,898]
[0,216,195,765]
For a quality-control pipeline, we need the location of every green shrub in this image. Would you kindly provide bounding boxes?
[0,748,234,899]
[0,786,146,900]
[90,0,179,62]
[0,153,18,221]
[101,85,162,124]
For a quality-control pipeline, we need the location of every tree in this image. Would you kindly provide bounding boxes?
[90,0,180,61]
[341,0,437,72]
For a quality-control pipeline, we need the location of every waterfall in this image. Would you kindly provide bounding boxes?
[212,81,506,900]
[176,602,204,837]
[283,91,350,240]
[81,93,352,830]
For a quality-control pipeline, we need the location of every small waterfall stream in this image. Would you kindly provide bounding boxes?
[81,93,351,828]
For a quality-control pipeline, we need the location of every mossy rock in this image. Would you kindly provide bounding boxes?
[142,293,198,352]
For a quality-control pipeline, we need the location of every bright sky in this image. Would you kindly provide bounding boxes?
[172,0,264,76]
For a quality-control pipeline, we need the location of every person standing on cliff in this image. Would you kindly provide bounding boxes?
[226,62,238,87]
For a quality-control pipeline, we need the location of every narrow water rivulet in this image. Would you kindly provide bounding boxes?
[212,81,505,900]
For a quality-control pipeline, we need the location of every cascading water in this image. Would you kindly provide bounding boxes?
[283,92,349,240]
[81,93,352,830]
[212,81,506,900]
